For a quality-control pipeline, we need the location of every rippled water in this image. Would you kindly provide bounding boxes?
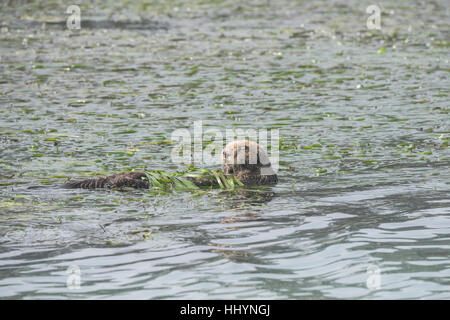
[0,0,449,299]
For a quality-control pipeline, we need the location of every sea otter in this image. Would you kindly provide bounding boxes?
[63,140,278,189]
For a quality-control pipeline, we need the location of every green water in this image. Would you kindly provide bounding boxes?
[0,0,449,299]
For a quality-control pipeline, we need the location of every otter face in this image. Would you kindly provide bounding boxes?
[222,140,271,174]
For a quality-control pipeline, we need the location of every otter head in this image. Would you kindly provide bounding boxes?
[222,140,275,176]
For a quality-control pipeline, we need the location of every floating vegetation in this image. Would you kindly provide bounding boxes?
[181,168,245,190]
[279,137,298,151]
[144,168,244,192]
[301,144,322,150]
[377,47,386,54]
[141,140,173,146]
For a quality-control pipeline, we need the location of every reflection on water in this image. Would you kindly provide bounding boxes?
[0,0,449,299]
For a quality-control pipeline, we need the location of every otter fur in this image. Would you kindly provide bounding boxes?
[63,140,278,189]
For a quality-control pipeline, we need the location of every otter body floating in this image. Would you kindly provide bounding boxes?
[63,140,278,189]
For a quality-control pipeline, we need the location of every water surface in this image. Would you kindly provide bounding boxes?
[0,0,449,299]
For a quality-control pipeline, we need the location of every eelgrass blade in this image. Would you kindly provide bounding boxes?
[144,168,243,191]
